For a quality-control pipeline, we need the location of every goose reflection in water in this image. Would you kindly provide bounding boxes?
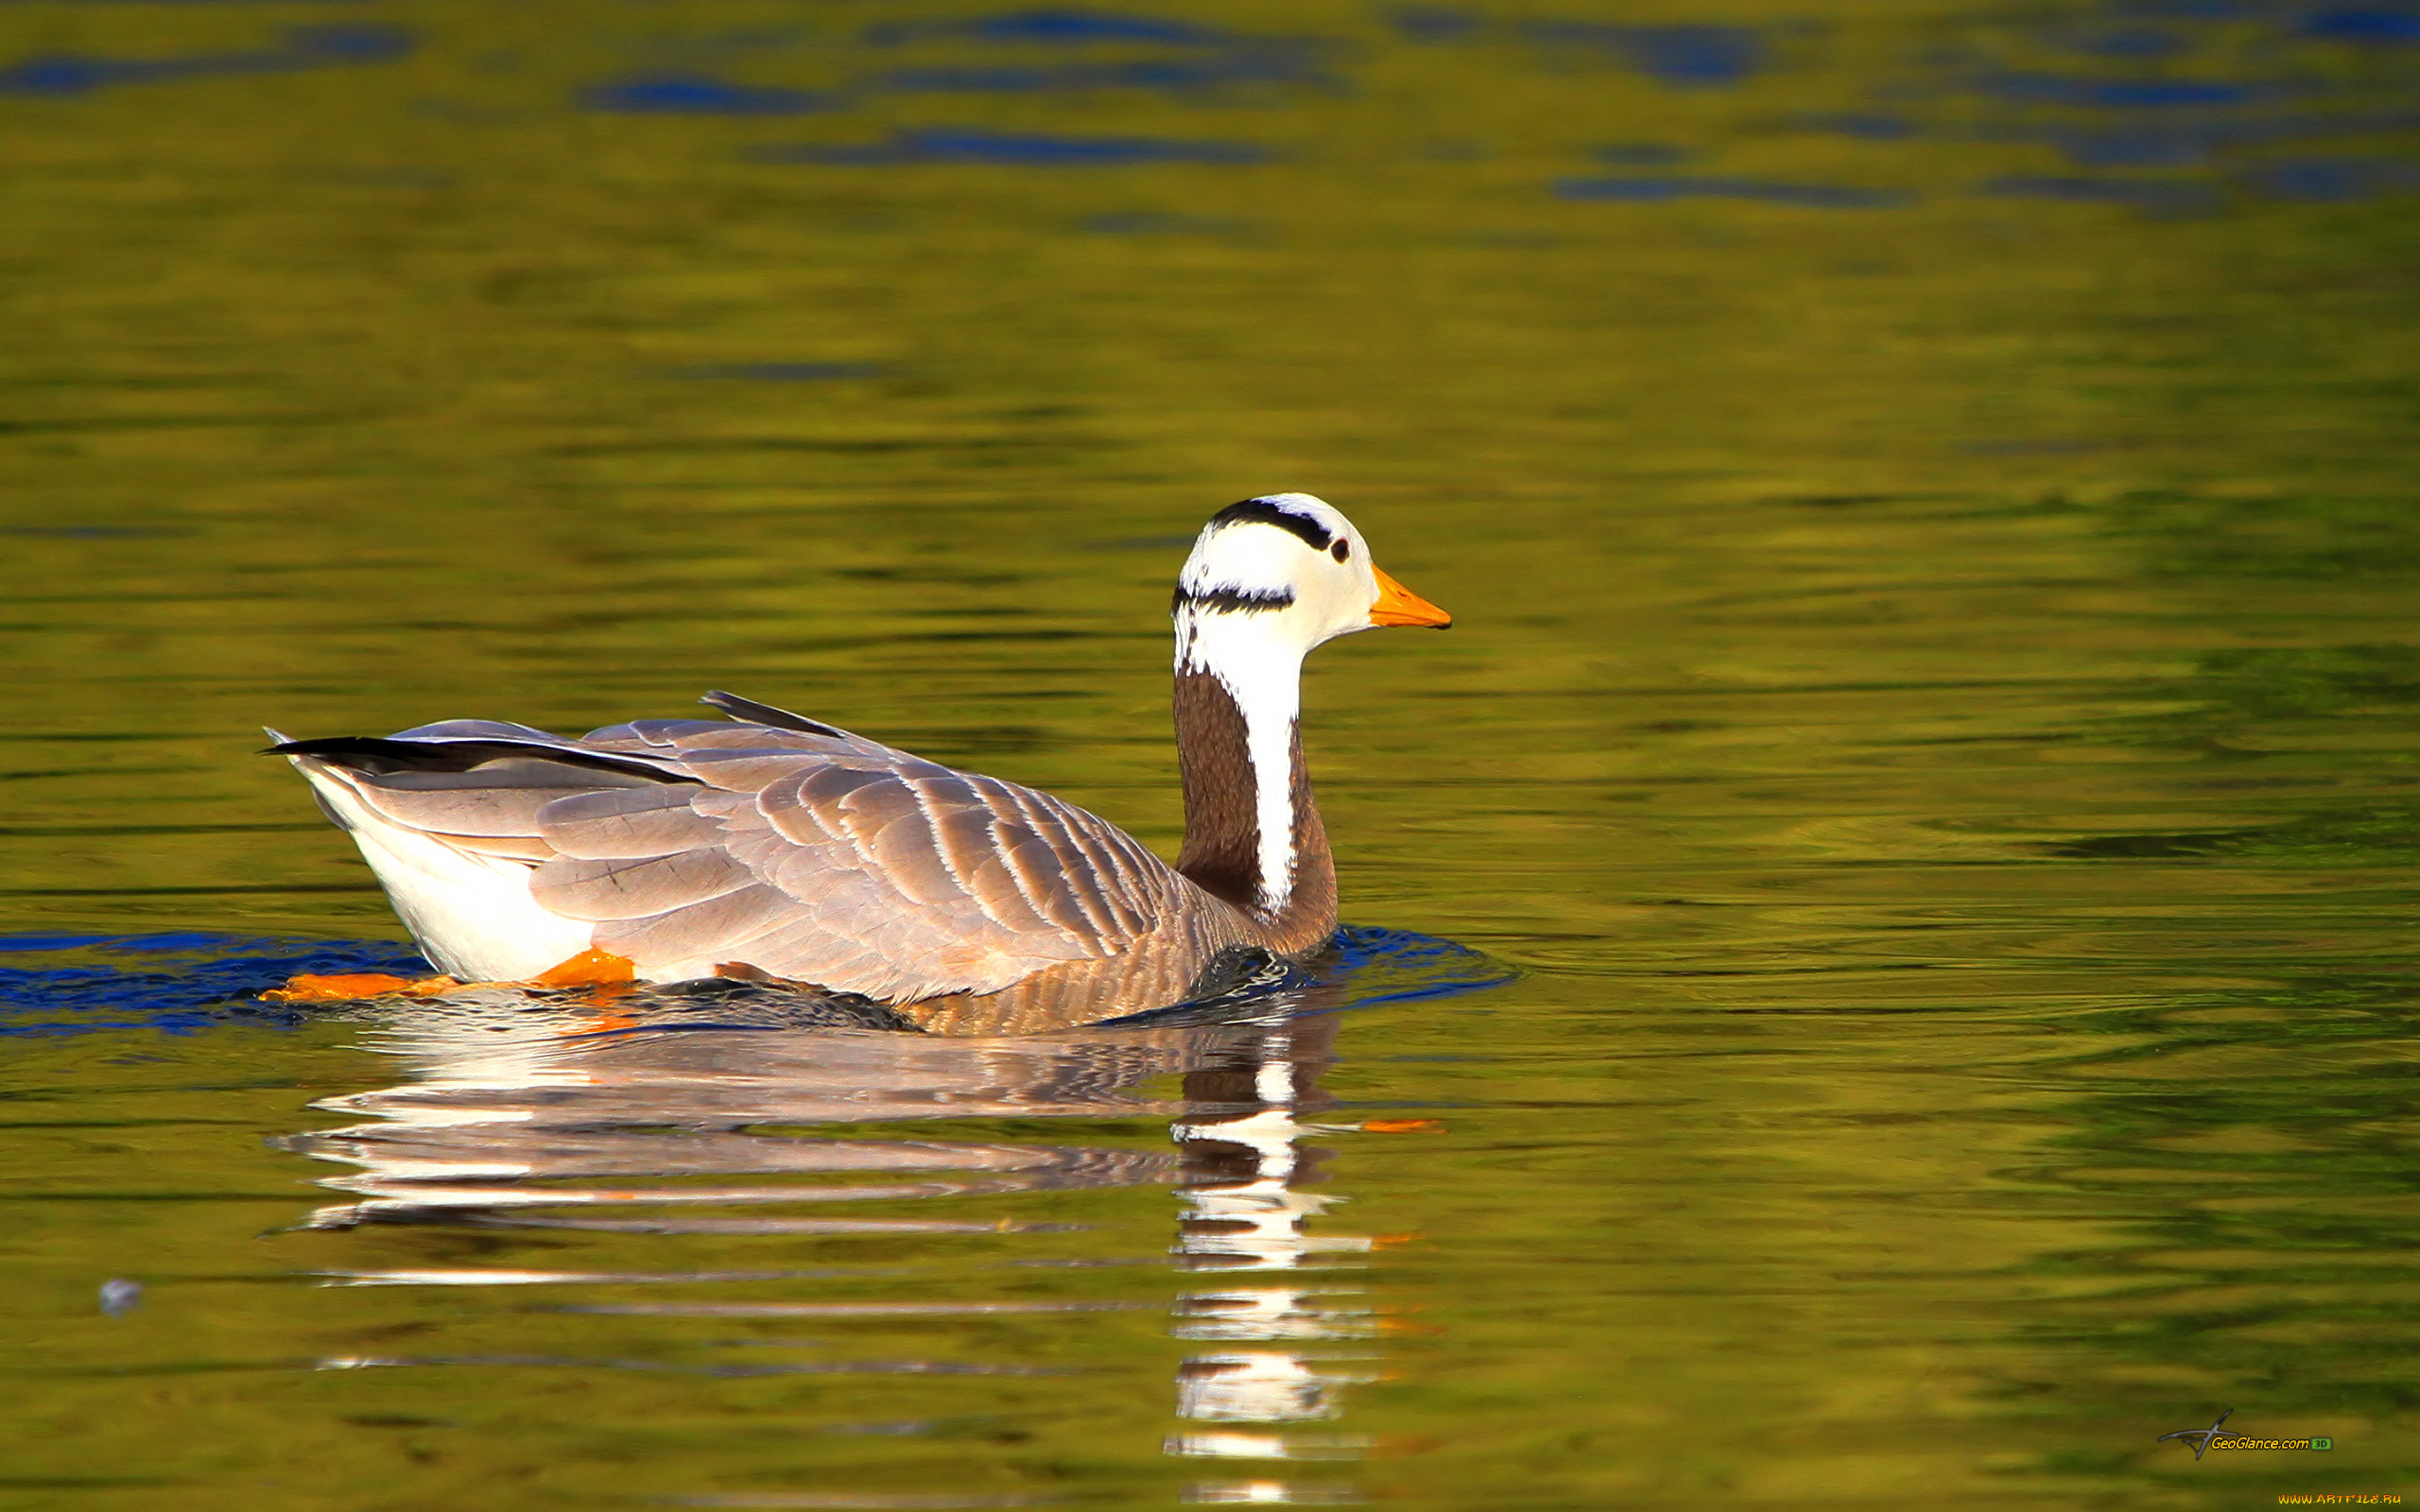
[1167,1027,1390,1468]
[276,932,1503,1500]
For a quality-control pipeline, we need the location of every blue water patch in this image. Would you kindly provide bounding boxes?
[1799,112,1921,139]
[2114,0,2259,18]
[838,9,1342,98]
[748,128,1276,165]
[664,362,888,381]
[1982,173,2223,213]
[0,25,410,96]
[867,52,1340,96]
[1974,70,2279,108]
[2238,153,2420,198]
[1779,0,2420,192]
[1376,9,1768,86]
[2043,124,2218,166]
[0,933,426,1038]
[2299,6,2420,43]
[1523,21,1768,87]
[1804,103,2420,171]
[580,72,841,114]
[1383,6,1483,43]
[1556,175,1910,207]
[864,9,1245,47]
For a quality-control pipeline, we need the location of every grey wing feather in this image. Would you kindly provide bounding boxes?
[540,787,724,859]
[522,717,1188,999]
[699,689,854,740]
[529,848,760,921]
[591,882,793,965]
[295,696,1190,1001]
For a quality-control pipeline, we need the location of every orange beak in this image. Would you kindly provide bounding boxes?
[1370,566,1452,629]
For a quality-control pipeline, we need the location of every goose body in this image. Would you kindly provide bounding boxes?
[273,494,1449,1032]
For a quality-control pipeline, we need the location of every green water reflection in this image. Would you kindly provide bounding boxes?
[5,0,2419,1505]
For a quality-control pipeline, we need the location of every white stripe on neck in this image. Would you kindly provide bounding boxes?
[1178,607,1305,913]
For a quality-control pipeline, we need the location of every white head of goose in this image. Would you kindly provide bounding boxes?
[269,492,1450,1035]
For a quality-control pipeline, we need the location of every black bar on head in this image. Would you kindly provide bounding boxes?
[1209,497,1333,551]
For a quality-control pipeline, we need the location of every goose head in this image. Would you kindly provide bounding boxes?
[1167,493,1448,933]
[1172,493,1449,681]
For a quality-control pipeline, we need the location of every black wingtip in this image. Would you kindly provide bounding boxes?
[259,734,701,783]
[259,735,462,769]
[262,734,359,758]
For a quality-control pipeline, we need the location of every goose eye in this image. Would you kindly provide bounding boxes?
[1330,540,1351,562]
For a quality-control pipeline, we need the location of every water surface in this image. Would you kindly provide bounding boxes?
[4,0,2419,1506]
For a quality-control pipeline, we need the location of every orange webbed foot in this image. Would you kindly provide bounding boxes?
[260,971,462,1003]
[261,950,638,1005]
[531,948,637,988]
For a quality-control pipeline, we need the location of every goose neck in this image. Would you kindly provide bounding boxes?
[1171,614,1338,954]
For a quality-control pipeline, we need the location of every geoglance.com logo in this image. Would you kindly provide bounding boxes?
[2157,1409,2334,1461]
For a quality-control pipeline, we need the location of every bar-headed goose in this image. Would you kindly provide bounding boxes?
[271,493,1449,1032]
